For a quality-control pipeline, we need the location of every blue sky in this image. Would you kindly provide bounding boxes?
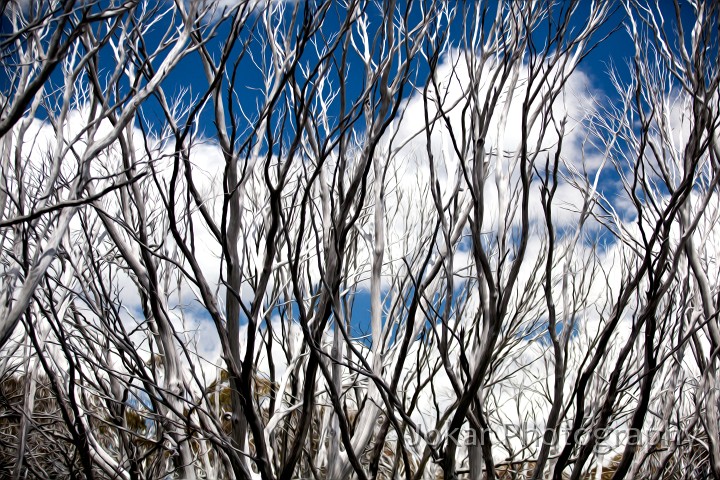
[0,0,704,350]
[2,1,697,142]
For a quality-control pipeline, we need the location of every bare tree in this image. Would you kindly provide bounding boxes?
[1,1,719,479]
